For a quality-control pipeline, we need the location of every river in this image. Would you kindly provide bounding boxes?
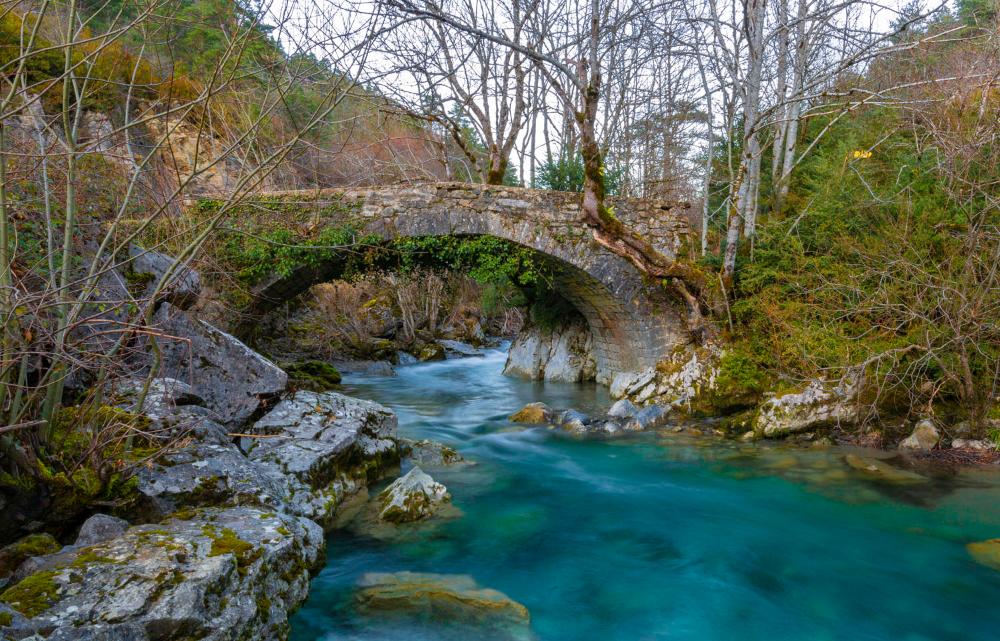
[290,346,1000,641]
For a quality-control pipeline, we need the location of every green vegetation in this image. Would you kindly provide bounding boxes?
[534,153,624,196]
[203,525,262,574]
[0,570,60,617]
[283,361,342,391]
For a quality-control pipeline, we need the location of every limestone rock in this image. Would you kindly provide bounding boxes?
[74,514,129,547]
[0,507,322,641]
[246,391,400,527]
[437,340,484,357]
[607,399,638,419]
[623,404,670,432]
[355,571,530,628]
[127,244,202,310]
[153,303,287,427]
[951,438,995,451]
[509,402,553,424]
[503,320,595,383]
[377,467,450,523]
[898,419,940,451]
[753,381,857,438]
[843,454,927,484]
[402,439,467,467]
[556,409,591,435]
[967,539,1000,572]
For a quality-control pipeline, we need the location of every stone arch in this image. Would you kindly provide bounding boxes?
[245,183,692,383]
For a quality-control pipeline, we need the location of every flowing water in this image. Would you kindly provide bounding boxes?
[290,347,1000,641]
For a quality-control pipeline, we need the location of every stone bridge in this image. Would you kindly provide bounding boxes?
[232,182,692,383]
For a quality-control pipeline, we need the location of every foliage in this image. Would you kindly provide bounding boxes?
[534,153,624,195]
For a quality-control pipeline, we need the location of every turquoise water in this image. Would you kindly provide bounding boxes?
[290,348,1000,641]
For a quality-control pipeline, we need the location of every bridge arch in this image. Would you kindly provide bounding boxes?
[244,183,692,383]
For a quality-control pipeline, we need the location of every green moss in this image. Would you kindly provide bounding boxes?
[0,533,60,576]
[0,610,12,626]
[0,570,61,617]
[276,526,290,536]
[283,360,342,391]
[204,527,261,575]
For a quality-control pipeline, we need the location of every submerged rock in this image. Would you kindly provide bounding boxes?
[0,507,323,641]
[509,402,553,425]
[355,571,530,628]
[967,538,1000,572]
[378,467,450,523]
[503,320,595,383]
[843,454,927,484]
[153,303,287,427]
[899,419,940,451]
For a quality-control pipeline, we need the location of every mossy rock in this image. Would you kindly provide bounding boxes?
[0,570,60,617]
[417,343,446,362]
[0,533,61,578]
[283,360,342,391]
[967,539,1000,572]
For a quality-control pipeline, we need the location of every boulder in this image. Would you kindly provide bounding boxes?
[355,571,530,628]
[111,377,205,420]
[508,402,553,424]
[951,438,995,451]
[377,467,450,523]
[503,320,595,383]
[623,404,670,432]
[898,419,940,451]
[0,535,60,583]
[152,303,287,427]
[281,360,341,391]
[437,340,484,357]
[127,244,202,310]
[336,360,396,376]
[74,514,129,547]
[556,409,591,435]
[402,439,467,467]
[418,343,446,361]
[843,454,927,484]
[607,399,638,419]
[753,381,857,438]
[0,507,323,641]
[967,539,1000,572]
[246,391,400,527]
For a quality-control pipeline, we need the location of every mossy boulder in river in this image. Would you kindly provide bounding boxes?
[355,571,530,630]
[509,402,553,424]
[418,342,447,361]
[378,467,450,523]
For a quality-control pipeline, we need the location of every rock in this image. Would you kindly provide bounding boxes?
[952,438,995,451]
[588,421,624,437]
[503,320,595,383]
[509,402,553,424]
[556,409,591,434]
[607,399,638,419]
[111,377,205,419]
[437,340,484,357]
[753,381,857,438]
[336,360,396,376]
[377,467,450,523]
[899,419,940,451]
[282,360,342,391]
[0,507,323,641]
[0,534,60,581]
[952,421,973,438]
[74,514,129,547]
[246,391,400,527]
[623,404,670,432]
[402,439,467,467]
[396,351,418,365]
[355,571,530,629]
[610,371,645,400]
[127,244,202,310]
[153,303,287,427]
[418,343,446,361]
[967,539,1000,571]
[843,454,927,484]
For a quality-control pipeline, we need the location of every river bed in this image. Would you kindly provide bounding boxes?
[290,347,1000,641]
